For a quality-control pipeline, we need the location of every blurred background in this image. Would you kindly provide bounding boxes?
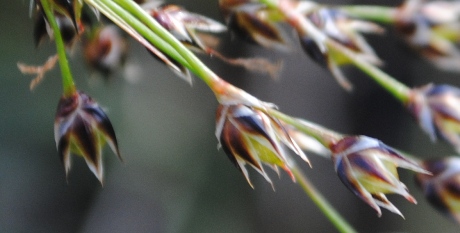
[1,0,460,232]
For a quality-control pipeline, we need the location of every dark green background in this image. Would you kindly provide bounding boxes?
[0,0,458,232]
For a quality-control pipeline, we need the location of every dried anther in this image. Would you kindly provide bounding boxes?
[17,54,59,90]
[54,91,121,184]
[416,157,460,223]
[331,136,429,217]
[395,0,460,71]
[299,8,383,91]
[407,84,460,152]
[216,104,309,188]
[219,0,290,51]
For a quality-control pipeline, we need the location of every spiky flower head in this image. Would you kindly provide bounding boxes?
[143,1,226,52]
[216,104,309,188]
[395,0,460,71]
[54,91,121,184]
[415,157,460,223]
[298,7,383,91]
[330,136,429,217]
[407,84,460,152]
[219,0,290,51]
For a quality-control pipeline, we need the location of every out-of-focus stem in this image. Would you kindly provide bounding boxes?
[291,164,357,233]
[339,5,397,24]
[40,0,76,96]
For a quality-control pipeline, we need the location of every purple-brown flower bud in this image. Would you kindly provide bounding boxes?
[216,104,309,188]
[395,0,460,71]
[330,136,429,217]
[83,25,128,77]
[299,8,383,91]
[415,157,460,223]
[407,84,460,152]
[54,91,121,184]
[219,0,290,51]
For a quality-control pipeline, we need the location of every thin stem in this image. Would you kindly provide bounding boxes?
[339,5,397,24]
[40,0,76,96]
[326,40,411,103]
[291,164,357,233]
[267,108,342,147]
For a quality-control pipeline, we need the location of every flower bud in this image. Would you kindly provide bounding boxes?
[219,0,290,51]
[299,8,383,91]
[407,84,460,152]
[395,0,460,71]
[330,136,429,217]
[54,91,121,184]
[83,25,128,77]
[415,157,460,223]
[216,104,309,188]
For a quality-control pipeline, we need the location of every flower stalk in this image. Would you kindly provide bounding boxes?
[40,0,76,97]
[291,164,357,233]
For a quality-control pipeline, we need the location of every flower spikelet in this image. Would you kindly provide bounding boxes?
[407,84,460,152]
[331,136,429,217]
[216,104,309,188]
[298,7,383,91]
[416,157,460,223]
[54,91,121,184]
[395,0,460,71]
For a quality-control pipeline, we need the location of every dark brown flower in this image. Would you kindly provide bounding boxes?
[54,91,121,184]
[216,104,309,188]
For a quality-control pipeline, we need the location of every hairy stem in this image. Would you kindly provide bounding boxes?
[40,0,76,96]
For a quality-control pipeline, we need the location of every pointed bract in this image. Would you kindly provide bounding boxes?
[298,8,383,91]
[407,84,460,153]
[54,91,121,184]
[216,104,309,188]
[331,136,429,217]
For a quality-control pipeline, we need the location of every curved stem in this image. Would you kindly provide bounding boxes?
[291,163,357,233]
[40,0,76,96]
[339,5,397,24]
[326,40,411,103]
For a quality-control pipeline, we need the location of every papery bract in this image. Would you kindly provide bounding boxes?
[54,91,121,184]
[407,84,460,152]
[331,136,429,217]
[216,104,309,188]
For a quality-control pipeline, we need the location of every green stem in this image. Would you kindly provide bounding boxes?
[339,6,397,24]
[267,108,342,147]
[326,40,410,103]
[40,0,76,96]
[112,0,221,87]
[86,0,189,70]
[291,164,357,233]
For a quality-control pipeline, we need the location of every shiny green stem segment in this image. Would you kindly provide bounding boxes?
[339,6,397,24]
[291,164,357,233]
[40,0,76,96]
[267,108,343,147]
